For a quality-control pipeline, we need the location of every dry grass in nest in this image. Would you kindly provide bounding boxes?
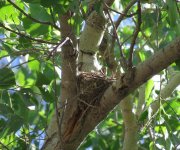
[77,72,115,111]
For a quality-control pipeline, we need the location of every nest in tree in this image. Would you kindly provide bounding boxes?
[77,72,115,111]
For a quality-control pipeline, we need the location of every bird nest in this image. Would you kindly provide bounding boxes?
[77,72,114,111]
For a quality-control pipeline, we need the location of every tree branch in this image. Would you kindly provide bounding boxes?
[115,0,137,28]
[61,37,180,149]
[120,96,138,150]
[128,0,142,68]
[0,23,57,45]
[43,12,78,150]
[106,8,127,69]
[7,0,61,31]
[104,3,137,17]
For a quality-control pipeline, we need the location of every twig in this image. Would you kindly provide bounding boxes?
[104,4,137,17]
[78,98,97,108]
[0,141,9,150]
[115,0,137,28]
[50,6,56,26]
[47,37,70,60]
[3,57,16,68]
[7,0,61,31]
[104,0,115,7]
[175,0,180,15]
[128,0,142,68]
[10,58,36,69]
[106,8,127,69]
[0,23,57,45]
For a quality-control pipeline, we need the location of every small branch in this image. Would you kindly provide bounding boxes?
[106,8,127,69]
[160,71,180,99]
[128,0,142,68]
[50,7,56,26]
[47,37,71,60]
[115,0,137,28]
[0,141,9,150]
[104,4,137,17]
[175,0,180,17]
[78,98,97,108]
[0,23,57,45]
[104,0,115,7]
[141,71,180,130]
[10,58,36,69]
[7,0,61,31]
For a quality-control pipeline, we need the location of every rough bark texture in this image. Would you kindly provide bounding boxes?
[65,38,180,149]
[41,0,180,147]
[43,12,78,150]
[43,36,180,150]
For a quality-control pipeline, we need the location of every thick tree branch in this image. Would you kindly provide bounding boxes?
[120,96,138,150]
[60,38,180,149]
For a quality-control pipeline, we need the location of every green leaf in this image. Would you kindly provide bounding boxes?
[149,141,154,150]
[0,103,14,116]
[11,93,29,121]
[29,4,51,22]
[1,43,13,53]
[18,36,32,48]
[28,57,40,72]
[145,79,154,100]
[0,0,6,8]
[40,0,54,7]
[39,87,54,102]
[0,90,10,104]
[0,68,15,89]
[22,17,50,36]
[36,72,51,86]
[142,11,156,30]
[139,110,148,122]
[15,67,37,88]
[0,4,20,23]
[175,59,180,70]
[22,0,41,3]
[0,50,8,58]
[2,114,23,137]
[138,51,146,61]
[166,0,180,35]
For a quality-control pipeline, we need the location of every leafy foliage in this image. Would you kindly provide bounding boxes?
[0,0,179,149]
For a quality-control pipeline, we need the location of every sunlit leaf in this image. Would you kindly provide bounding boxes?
[22,17,50,36]
[145,79,154,100]
[15,67,37,88]
[29,3,52,22]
